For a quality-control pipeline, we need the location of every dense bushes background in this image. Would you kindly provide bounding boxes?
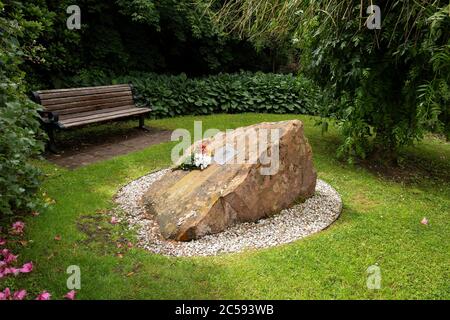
[212,0,450,161]
[17,0,292,89]
[0,1,45,216]
[65,72,321,118]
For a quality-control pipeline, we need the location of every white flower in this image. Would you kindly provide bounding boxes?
[194,153,212,170]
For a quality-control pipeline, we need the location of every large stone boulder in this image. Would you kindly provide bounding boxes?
[142,120,317,241]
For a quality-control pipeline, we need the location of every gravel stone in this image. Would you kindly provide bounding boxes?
[114,169,342,257]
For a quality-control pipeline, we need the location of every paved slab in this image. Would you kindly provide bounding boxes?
[46,127,172,169]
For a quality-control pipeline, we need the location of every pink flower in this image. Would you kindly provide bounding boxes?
[64,290,76,300]
[35,291,51,300]
[0,288,11,300]
[1,249,18,264]
[13,289,27,300]
[4,252,18,264]
[19,262,33,273]
[12,221,25,234]
[421,217,429,225]
[110,216,119,225]
[0,238,6,246]
[1,248,9,257]
[3,267,20,276]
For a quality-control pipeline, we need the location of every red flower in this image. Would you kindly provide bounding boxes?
[200,143,208,154]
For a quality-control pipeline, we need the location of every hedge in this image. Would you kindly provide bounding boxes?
[67,71,322,118]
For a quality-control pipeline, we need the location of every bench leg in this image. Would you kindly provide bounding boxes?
[46,126,58,154]
[138,115,151,132]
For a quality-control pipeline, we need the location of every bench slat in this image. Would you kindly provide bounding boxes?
[36,84,130,98]
[40,87,130,101]
[60,107,149,124]
[61,108,150,128]
[44,96,134,113]
[60,105,143,121]
[58,103,135,117]
[41,91,133,107]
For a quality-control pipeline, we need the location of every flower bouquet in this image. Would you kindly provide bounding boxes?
[177,143,213,171]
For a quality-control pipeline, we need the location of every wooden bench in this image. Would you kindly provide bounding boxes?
[32,84,152,152]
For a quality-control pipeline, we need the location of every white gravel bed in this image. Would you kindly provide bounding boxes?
[114,169,342,257]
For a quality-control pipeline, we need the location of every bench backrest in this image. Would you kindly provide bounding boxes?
[33,84,135,116]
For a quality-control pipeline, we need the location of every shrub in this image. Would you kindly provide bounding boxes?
[67,71,322,118]
[0,2,45,216]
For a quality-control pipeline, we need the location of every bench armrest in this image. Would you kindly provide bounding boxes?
[38,110,59,124]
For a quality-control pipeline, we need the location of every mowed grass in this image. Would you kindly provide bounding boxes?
[2,114,449,299]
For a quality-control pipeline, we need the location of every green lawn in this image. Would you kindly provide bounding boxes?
[2,114,449,299]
